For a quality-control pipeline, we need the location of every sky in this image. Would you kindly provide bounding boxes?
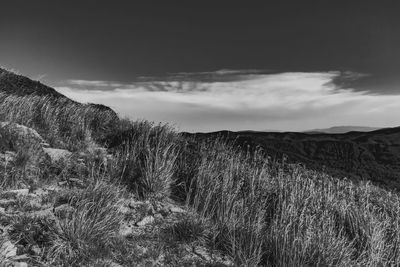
[1,0,400,132]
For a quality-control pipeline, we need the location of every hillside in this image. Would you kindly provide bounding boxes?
[187,127,400,190]
[0,68,118,150]
[1,70,400,266]
[0,68,64,98]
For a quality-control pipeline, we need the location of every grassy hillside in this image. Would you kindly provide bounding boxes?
[0,68,118,151]
[1,70,400,266]
[187,128,400,191]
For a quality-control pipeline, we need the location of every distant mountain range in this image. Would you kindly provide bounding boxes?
[187,127,400,191]
[304,126,382,134]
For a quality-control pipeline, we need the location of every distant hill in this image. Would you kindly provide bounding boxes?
[305,126,381,134]
[187,127,400,191]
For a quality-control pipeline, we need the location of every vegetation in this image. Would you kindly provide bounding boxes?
[1,70,400,266]
[0,92,118,151]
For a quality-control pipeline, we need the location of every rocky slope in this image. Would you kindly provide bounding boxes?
[2,68,400,266]
[0,121,231,266]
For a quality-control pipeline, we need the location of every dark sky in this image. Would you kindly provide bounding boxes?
[1,1,399,83]
[1,1,400,131]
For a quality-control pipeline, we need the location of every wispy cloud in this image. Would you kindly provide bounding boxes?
[66,79,125,88]
[56,70,400,132]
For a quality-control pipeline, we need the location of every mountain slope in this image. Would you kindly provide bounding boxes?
[0,68,119,149]
[0,68,64,97]
[187,127,400,190]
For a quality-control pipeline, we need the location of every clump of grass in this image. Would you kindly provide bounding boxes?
[187,139,269,266]
[47,182,124,265]
[8,215,54,258]
[162,215,207,244]
[111,120,180,200]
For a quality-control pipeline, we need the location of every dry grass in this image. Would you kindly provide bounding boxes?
[0,92,118,150]
[2,89,400,266]
[111,120,180,200]
[185,138,400,266]
[47,182,124,265]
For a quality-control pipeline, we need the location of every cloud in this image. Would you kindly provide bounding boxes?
[66,79,125,88]
[56,71,400,132]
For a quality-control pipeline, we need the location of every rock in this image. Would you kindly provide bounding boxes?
[31,245,41,255]
[118,205,131,215]
[58,178,85,188]
[40,142,50,148]
[0,199,16,207]
[14,262,28,267]
[0,122,49,173]
[57,181,67,186]
[0,151,16,164]
[128,200,144,209]
[0,207,6,214]
[31,188,47,197]
[0,121,45,145]
[136,216,155,227]
[119,223,133,238]
[13,254,29,261]
[5,189,29,197]
[29,207,53,218]
[43,147,72,162]
[27,197,44,210]
[44,185,63,192]
[146,205,155,216]
[0,240,17,258]
[170,206,185,213]
[108,262,123,267]
[152,202,171,217]
[154,213,163,220]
